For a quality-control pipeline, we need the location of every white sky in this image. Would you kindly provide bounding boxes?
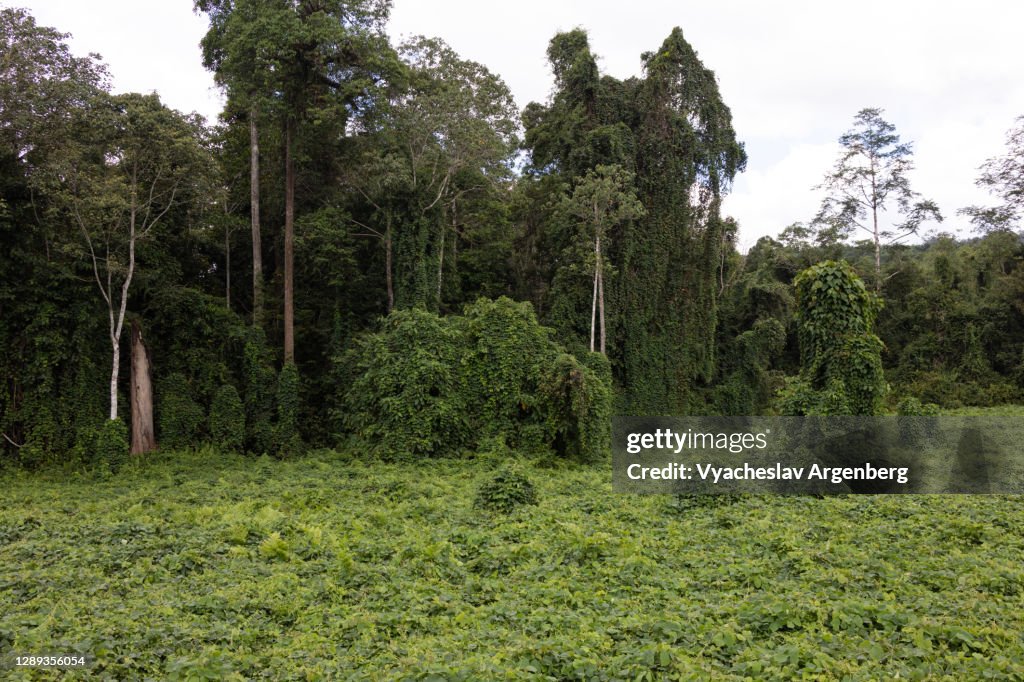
[19,0,1024,249]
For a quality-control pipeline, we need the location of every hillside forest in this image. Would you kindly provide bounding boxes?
[3,3,1024,468]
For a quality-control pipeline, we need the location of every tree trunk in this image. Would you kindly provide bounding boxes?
[590,264,598,353]
[436,221,445,310]
[385,214,394,313]
[109,339,120,420]
[225,216,231,309]
[250,106,263,325]
[871,162,881,293]
[597,234,606,355]
[130,319,156,454]
[284,118,295,363]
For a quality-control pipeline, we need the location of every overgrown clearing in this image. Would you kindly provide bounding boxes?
[3,450,1023,680]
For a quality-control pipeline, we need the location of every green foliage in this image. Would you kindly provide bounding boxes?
[340,298,611,461]
[209,385,245,453]
[3,452,1024,678]
[895,396,941,416]
[474,465,539,514]
[242,335,275,455]
[93,418,128,471]
[780,260,886,415]
[522,28,746,414]
[341,307,470,459]
[714,318,788,415]
[275,362,304,458]
[158,373,205,450]
[538,353,612,462]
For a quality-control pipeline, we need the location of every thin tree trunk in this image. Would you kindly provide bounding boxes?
[130,319,156,454]
[225,216,231,309]
[109,340,120,420]
[871,161,881,293]
[590,265,598,353]
[436,221,445,309]
[284,118,295,363]
[597,234,606,355]
[385,214,394,313]
[108,180,138,420]
[250,107,263,325]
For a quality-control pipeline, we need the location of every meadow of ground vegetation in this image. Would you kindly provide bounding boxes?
[3,444,1024,680]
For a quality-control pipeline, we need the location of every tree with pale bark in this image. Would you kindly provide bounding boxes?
[811,108,942,292]
[45,92,210,424]
[559,164,644,355]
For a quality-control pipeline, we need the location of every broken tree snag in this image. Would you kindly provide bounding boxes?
[130,319,157,454]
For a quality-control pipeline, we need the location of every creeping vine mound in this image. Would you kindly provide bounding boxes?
[780,260,886,416]
[339,297,611,461]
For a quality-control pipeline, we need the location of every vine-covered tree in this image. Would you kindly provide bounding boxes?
[522,28,746,413]
[346,36,517,312]
[812,108,943,292]
[780,260,886,415]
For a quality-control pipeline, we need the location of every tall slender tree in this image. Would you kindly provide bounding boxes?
[812,108,942,292]
[44,93,209,420]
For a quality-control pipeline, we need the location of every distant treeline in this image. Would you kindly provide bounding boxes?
[1,5,1021,467]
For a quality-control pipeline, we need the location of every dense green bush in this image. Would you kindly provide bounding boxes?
[342,308,470,460]
[339,297,612,461]
[779,261,886,416]
[275,363,305,458]
[93,418,128,471]
[538,353,612,461]
[209,385,245,453]
[243,333,276,455]
[474,465,539,513]
[895,396,941,416]
[157,373,205,449]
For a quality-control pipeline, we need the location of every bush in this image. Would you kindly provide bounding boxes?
[538,353,612,462]
[474,466,539,514]
[342,308,469,460]
[895,396,940,416]
[94,418,128,471]
[340,298,613,461]
[780,261,886,416]
[243,334,276,455]
[158,373,205,449]
[209,385,245,453]
[275,362,305,458]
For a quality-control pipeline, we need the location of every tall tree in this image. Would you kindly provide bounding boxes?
[197,0,394,362]
[558,164,644,354]
[523,28,746,413]
[961,115,1024,233]
[346,36,516,312]
[43,93,210,421]
[196,0,281,327]
[812,108,943,292]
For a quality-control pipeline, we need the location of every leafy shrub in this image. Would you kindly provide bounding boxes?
[538,352,612,462]
[474,466,539,513]
[339,298,612,461]
[157,373,205,449]
[895,396,941,416]
[779,261,886,415]
[243,333,276,455]
[342,308,470,460]
[209,385,245,453]
[94,418,128,471]
[275,362,304,458]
